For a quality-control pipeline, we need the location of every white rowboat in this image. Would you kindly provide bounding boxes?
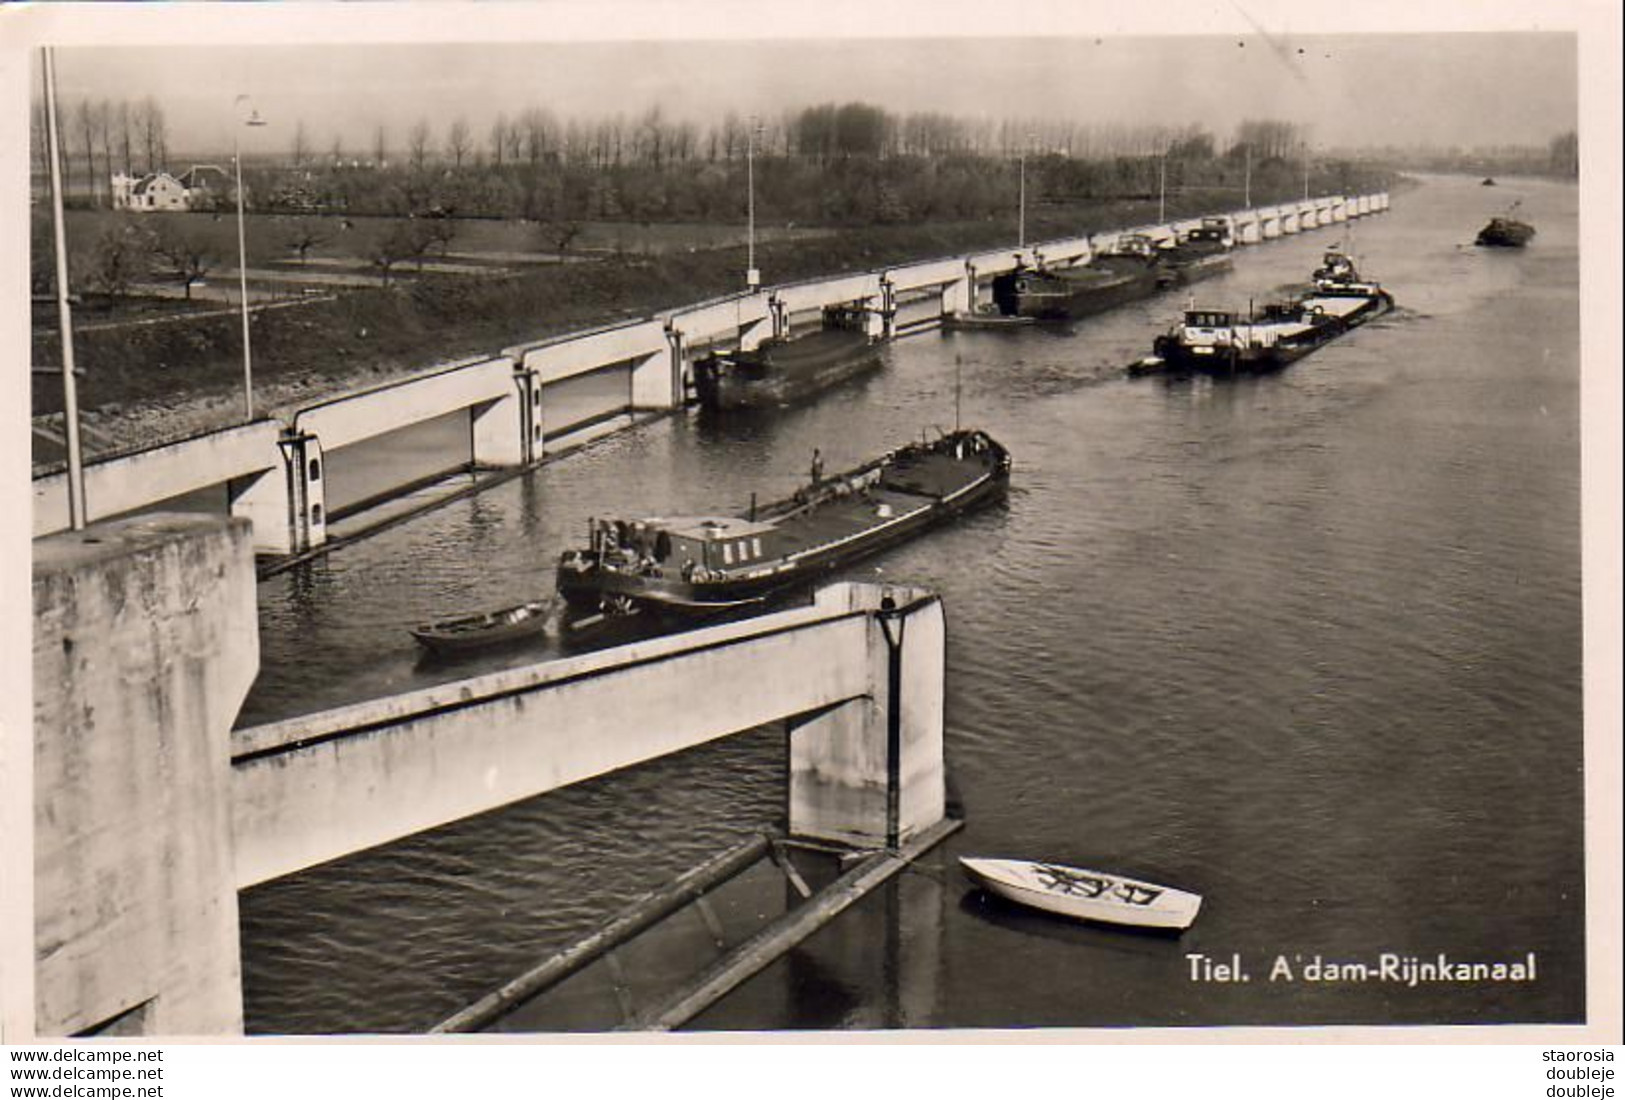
[960,857,1202,930]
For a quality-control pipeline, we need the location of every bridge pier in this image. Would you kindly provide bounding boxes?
[31,515,258,1037]
[787,591,945,847]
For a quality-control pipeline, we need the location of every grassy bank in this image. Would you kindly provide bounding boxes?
[31,185,1354,464]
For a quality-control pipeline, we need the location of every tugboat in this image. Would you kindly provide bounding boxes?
[556,429,1011,620]
[693,305,881,411]
[1475,215,1536,248]
[1140,251,1394,376]
[989,234,1164,322]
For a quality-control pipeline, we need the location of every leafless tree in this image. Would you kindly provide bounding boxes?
[407,119,432,170]
[31,98,51,189]
[150,225,217,302]
[291,120,310,167]
[519,108,554,167]
[446,117,472,169]
[279,216,331,265]
[135,97,166,173]
[489,113,508,167]
[88,223,157,298]
[372,124,388,168]
[75,99,97,205]
[116,100,132,174]
[96,100,114,199]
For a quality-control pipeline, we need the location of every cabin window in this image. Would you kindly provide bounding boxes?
[751,537,762,558]
[722,543,733,565]
[308,458,321,482]
[310,504,324,526]
[654,532,671,561]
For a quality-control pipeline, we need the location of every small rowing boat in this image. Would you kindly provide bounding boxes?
[410,598,555,655]
[960,857,1202,930]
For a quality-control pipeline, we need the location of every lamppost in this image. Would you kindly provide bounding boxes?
[233,94,267,421]
[1017,132,1034,249]
[745,116,761,290]
[1158,144,1169,224]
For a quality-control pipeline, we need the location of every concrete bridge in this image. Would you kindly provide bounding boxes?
[25,513,948,1037]
[30,191,1389,557]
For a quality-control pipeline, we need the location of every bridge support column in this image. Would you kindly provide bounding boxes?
[942,264,973,317]
[629,348,677,410]
[227,464,293,556]
[278,430,327,552]
[471,386,525,469]
[787,592,946,848]
[32,515,258,1037]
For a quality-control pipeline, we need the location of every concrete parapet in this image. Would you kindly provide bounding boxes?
[771,272,883,317]
[32,515,258,1036]
[33,421,285,552]
[293,354,515,453]
[232,582,947,887]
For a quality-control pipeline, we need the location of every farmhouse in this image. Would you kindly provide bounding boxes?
[111,165,239,213]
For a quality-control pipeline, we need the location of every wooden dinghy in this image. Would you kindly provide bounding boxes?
[960,857,1202,930]
[410,598,556,655]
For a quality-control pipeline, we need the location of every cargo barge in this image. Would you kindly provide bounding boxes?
[1139,251,1394,376]
[556,429,1011,619]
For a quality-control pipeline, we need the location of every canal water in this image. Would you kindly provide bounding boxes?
[239,173,1585,1032]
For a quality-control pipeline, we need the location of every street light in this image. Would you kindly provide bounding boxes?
[745,116,761,290]
[233,94,267,421]
[1158,145,1169,224]
[1017,132,1034,249]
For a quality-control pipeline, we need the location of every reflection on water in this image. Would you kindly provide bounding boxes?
[240,175,1583,1032]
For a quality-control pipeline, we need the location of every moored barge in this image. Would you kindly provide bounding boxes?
[990,234,1164,322]
[1142,251,1394,376]
[1475,216,1536,248]
[693,305,880,411]
[556,429,1011,618]
[1157,219,1236,288]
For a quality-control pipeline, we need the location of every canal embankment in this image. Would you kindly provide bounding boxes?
[31,184,1392,469]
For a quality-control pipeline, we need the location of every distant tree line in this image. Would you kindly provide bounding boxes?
[1351,131,1579,179]
[224,104,1370,229]
[30,95,172,206]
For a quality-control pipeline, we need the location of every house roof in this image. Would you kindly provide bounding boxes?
[176,165,230,189]
[130,173,182,196]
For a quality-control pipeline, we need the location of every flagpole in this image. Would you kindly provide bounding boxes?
[43,47,86,529]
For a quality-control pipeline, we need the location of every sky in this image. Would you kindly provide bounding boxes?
[36,28,1577,159]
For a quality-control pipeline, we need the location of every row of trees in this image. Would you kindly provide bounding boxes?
[35,91,1328,207]
[216,105,1347,227]
[30,95,172,205]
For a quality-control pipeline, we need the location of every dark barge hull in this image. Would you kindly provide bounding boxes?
[557,432,1011,618]
[1158,251,1234,289]
[1475,219,1536,248]
[990,264,1161,322]
[694,328,881,411]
